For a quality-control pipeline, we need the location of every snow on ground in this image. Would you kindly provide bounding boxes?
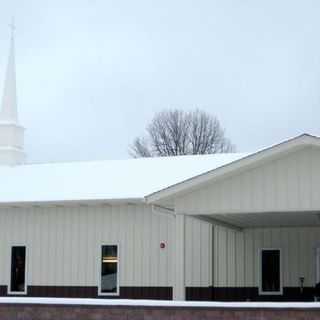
[0,298,319,309]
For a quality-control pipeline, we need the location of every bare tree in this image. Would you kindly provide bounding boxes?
[130,109,235,157]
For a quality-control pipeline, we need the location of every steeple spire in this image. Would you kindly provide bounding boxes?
[0,21,25,165]
[0,19,18,123]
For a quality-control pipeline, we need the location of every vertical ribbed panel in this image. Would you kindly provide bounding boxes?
[0,204,211,288]
[213,225,320,288]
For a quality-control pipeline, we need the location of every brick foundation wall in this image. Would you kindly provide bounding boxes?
[0,304,319,320]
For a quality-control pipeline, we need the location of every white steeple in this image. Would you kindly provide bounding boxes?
[0,21,25,165]
[0,24,18,123]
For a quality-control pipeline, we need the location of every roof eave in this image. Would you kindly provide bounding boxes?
[0,197,145,208]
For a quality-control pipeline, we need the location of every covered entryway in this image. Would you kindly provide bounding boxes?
[146,135,320,301]
[202,211,320,301]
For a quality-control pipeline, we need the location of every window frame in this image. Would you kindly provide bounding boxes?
[259,248,283,296]
[8,245,28,296]
[98,244,120,297]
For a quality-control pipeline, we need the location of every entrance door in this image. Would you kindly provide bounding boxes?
[317,248,320,284]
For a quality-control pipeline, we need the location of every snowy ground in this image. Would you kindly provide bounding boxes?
[0,298,319,309]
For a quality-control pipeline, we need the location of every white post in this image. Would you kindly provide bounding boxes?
[173,213,185,300]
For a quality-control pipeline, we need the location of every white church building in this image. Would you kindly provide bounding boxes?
[0,31,320,302]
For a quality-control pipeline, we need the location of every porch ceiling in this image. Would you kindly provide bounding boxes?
[207,211,320,228]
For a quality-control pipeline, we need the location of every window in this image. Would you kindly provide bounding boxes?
[9,246,27,294]
[259,249,282,295]
[99,245,119,295]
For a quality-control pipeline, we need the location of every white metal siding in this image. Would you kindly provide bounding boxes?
[213,225,320,288]
[176,146,320,215]
[185,217,212,287]
[0,204,212,289]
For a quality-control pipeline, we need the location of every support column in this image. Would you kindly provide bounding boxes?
[173,213,185,300]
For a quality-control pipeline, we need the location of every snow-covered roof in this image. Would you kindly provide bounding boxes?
[0,153,247,205]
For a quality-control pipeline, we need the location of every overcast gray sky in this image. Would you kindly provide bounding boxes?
[0,0,319,163]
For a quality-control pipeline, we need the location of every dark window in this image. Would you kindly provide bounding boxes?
[261,249,281,293]
[10,246,26,293]
[101,245,118,294]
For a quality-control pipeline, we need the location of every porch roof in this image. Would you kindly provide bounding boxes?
[146,134,320,205]
[199,211,320,230]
